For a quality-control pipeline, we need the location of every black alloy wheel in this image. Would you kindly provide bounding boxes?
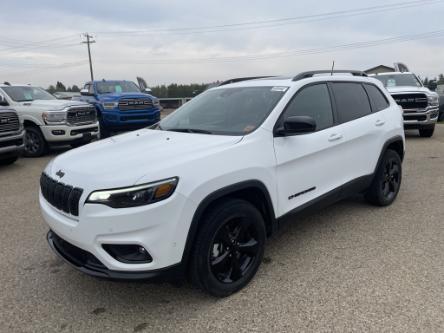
[189,199,266,297]
[366,149,402,206]
[210,217,260,284]
[24,127,47,157]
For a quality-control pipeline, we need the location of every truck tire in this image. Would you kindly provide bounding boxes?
[189,199,266,297]
[0,156,18,166]
[365,149,402,206]
[419,125,435,138]
[24,126,47,157]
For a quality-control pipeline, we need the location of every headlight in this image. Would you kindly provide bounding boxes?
[42,111,67,125]
[102,102,118,110]
[153,98,160,107]
[428,94,439,106]
[86,177,178,208]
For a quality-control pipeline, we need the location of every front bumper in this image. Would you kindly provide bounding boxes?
[47,230,183,281]
[40,189,196,276]
[403,106,439,128]
[0,130,25,155]
[101,109,161,131]
[40,123,99,143]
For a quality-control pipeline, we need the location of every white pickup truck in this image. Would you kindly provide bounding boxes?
[0,83,99,157]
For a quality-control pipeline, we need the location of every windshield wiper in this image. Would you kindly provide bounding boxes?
[166,128,213,134]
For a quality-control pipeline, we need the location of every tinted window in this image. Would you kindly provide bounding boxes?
[373,74,422,88]
[2,86,56,102]
[364,84,389,112]
[284,84,333,131]
[331,83,371,123]
[96,81,140,94]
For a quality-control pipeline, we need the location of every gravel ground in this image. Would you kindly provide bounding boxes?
[1,125,443,333]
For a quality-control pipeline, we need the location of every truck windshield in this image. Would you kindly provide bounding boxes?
[2,86,56,102]
[373,74,422,88]
[159,86,287,136]
[96,81,141,94]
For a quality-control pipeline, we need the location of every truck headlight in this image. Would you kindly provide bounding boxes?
[102,102,118,110]
[86,177,178,208]
[42,111,67,125]
[428,94,439,106]
[153,98,160,107]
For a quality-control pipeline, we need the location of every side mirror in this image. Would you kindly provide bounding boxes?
[276,116,316,136]
[144,88,152,94]
[0,95,8,106]
[80,89,91,96]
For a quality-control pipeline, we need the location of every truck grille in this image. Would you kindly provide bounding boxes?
[391,93,428,110]
[40,173,83,217]
[0,112,20,133]
[118,98,153,111]
[67,107,97,126]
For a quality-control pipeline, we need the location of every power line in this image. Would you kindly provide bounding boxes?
[93,0,443,36]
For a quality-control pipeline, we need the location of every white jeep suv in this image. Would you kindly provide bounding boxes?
[40,71,405,296]
[0,83,99,157]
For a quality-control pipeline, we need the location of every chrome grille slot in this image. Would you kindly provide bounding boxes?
[67,107,97,126]
[0,112,20,133]
[118,98,153,111]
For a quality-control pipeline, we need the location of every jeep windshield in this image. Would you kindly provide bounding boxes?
[96,81,141,94]
[373,74,422,88]
[2,86,56,102]
[159,86,287,136]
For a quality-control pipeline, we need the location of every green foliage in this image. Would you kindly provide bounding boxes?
[46,82,81,93]
[151,83,209,98]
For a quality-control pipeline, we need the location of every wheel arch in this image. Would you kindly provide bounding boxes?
[181,180,276,266]
[374,135,405,175]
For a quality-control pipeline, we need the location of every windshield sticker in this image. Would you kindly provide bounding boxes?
[271,86,289,92]
[386,79,396,87]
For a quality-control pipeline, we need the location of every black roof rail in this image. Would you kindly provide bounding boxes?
[219,76,276,86]
[292,70,367,81]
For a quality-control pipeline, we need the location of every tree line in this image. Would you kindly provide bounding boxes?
[47,81,81,94]
[422,74,444,90]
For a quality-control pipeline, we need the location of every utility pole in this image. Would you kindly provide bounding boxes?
[82,33,95,82]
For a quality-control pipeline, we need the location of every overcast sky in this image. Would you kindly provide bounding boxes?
[1,0,443,88]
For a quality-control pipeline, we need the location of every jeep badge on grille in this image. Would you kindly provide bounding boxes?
[56,170,65,178]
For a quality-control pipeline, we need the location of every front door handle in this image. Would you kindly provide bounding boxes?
[375,119,385,127]
[328,133,343,142]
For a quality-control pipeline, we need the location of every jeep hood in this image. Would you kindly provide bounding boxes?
[23,99,89,110]
[47,129,242,189]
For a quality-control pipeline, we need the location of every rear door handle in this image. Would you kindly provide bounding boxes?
[328,133,343,142]
[375,119,385,127]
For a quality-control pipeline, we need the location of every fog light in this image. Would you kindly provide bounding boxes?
[52,130,65,135]
[102,244,153,263]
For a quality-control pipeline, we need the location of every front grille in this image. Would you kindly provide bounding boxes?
[118,98,153,111]
[40,173,83,216]
[120,115,157,121]
[392,93,428,110]
[0,138,23,149]
[404,114,427,121]
[67,107,97,126]
[0,112,20,133]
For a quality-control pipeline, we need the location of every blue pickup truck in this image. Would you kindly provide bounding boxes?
[75,79,161,137]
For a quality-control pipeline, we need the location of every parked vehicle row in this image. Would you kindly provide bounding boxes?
[39,70,405,296]
[0,100,24,165]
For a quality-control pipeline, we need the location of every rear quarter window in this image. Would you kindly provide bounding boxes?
[331,82,372,123]
[364,84,389,112]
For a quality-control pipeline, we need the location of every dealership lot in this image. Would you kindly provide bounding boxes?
[1,126,444,332]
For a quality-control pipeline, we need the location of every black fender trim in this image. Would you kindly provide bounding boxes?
[181,180,276,267]
[373,135,404,176]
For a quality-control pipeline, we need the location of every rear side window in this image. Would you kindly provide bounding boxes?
[331,82,372,123]
[284,84,334,131]
[364,84,389,112]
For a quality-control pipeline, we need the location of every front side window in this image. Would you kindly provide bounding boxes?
[364,84,389,112]
[331,83,372,123]
[373,74,422,88]
[159,86,287,135]
[96,81,141,94]
[283,84,333,131]
[2,86,56,102]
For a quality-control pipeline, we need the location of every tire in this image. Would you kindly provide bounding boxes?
[24,126,47,157]
[419,125,435,138]
[365,149,402,206]
[189,199,266,297]
[0,156,18,165]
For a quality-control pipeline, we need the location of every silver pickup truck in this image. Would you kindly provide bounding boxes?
[0,97,24,165]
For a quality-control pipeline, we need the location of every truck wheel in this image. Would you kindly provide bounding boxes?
[365,149,402,206]
[0,156,18,165]
[189,199,266,297]
[24,126,47,157]
[419,125,435,138]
